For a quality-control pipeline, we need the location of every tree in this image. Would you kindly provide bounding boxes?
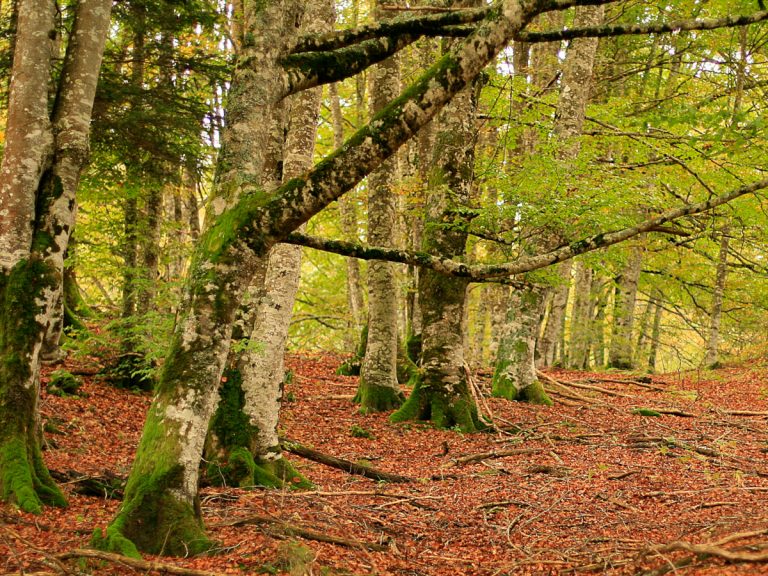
[355,1,404,413]
[0,0,112,513]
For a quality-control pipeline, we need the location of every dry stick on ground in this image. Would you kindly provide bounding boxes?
[720,409,768,416]
[537,371,601,405]
[56,549,228,576]
[282,439,413,483]
[449,447,543,466]
[210,514,388,551]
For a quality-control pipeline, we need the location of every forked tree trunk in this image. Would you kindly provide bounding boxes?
[0,0,112,513]
[97,0,535,555]
[356,1,404,412]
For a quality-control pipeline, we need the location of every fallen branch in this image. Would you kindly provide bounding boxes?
[646,539,768,563]
[450,447,542,466]
[49,469,125,499]
[210,514,388,551]
[282,439,413,483]
[537,371,600,405]
[56,549,227,576]
[721,410,768,417]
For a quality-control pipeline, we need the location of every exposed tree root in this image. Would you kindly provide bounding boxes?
[449,447,542,466]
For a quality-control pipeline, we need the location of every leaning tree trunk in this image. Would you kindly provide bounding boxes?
[355,1,404,412]
[0,0,111,514]
[704,231,729,368]
[391,59,481,432]
[608,246,643,369]
[492,285,552,404]
[219,3,331,489]
[96,0,536,556]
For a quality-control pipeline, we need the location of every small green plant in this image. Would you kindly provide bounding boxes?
[275,540,315,576]
[284,369,294,385]
[47,370,82,397]
[350,424,375,439]
[632,408,661,417]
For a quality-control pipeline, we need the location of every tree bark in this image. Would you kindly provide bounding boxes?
[492,285,552,404]
[391,29,481,430]
[568,261,593,369]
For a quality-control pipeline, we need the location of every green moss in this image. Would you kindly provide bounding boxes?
[390,372,481,433]
[492,363,553,406]
[48,370,82,397]
[0,437,67,514]
[210,369,258,449]
[95,463,213,557]
[353,379,404,414]
[254,456,313,490]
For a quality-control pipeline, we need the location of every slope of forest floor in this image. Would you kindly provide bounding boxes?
[3,353,768,576]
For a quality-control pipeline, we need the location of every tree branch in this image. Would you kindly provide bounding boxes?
[518,10,768,43]
[283,35,419,96]
[290,7,489,54]
[285,178,768,280]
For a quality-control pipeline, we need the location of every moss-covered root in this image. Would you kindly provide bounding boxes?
[353,380,404,414]
[255,454,313,490]
[390,373,481,433]
[0,437,67,514]
[491,364,553,406]
[92,467,214,558]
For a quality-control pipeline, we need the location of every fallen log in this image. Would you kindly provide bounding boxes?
[282,439,413,483]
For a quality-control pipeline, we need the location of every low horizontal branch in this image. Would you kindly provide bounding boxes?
[290,6,488,54]
[285,177,768,281]
[518,10,768,43]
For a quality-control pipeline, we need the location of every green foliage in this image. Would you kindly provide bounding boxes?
[632,408,662,417]
[349,424,375,439]
[47,370,82,397]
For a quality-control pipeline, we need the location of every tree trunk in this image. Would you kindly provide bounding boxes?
[0,0,111,513]
[356,1,404,413]
[647,292,664,373]
[492,285,552,404]
[608,247,643,369]
[329,82,365,350]
[704,231,729,368]
[392,39,480,430]
[568,262,593,369]
[537,260,572,368]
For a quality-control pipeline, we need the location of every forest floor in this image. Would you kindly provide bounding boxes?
[3,353,768,576]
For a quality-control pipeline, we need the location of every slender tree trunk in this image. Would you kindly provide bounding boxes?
[647,293,664,373]
[0,0,111,513]
[568,262,593,369]
[356,0,404,413]
[704,231,729,368]
[589,274,609,368]
[329,82,365,349]
[608,247,643,369]
[537,260,572,368]
[492,285,552,404]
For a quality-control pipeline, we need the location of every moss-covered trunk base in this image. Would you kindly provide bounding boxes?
[92,466,214,558]
[353,379,404,414]
[206,447,312,490]
[390,372,482,433]
[0,436,67,514]
[491,372,553,406]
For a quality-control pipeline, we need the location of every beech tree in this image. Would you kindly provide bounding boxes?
[0,0,112,513]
